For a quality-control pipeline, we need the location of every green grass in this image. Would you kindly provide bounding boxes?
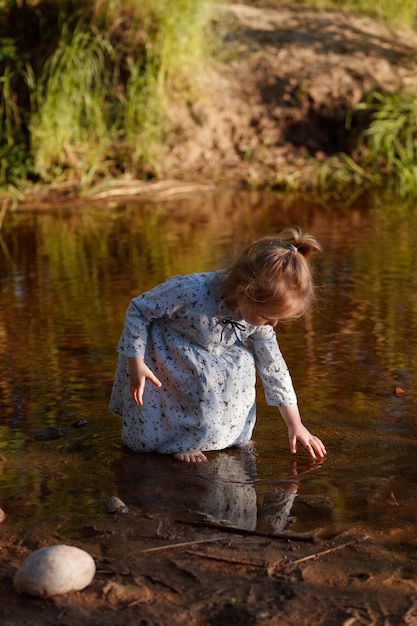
[0,0,212,188]
[360,89,417,195]
[31,29,113,184]
[294,0,417,28]
[315,88,417,197]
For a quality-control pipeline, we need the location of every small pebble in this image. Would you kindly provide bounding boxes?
[107,496,129,514]
[0,508,6,523]
[14,545,96,597]
[71,418,88,429]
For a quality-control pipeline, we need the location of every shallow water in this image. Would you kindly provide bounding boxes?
[1,189,417,541]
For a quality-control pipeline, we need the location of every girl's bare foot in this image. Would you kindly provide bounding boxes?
[173,450,207,463]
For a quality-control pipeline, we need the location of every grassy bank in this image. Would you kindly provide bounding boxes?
[1,0,417,201]
[0,0,211,197]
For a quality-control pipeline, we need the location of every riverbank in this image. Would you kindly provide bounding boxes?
[160,2,417,189]
[8,1,417,209]
[2,452,417,626]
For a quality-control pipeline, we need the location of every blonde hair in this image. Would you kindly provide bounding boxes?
[222,227,322,320]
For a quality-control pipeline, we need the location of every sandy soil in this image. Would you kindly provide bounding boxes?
[3,4,417,624]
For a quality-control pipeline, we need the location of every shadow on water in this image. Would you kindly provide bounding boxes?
[1,188,417,544]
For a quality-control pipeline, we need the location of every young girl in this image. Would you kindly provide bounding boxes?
[109,227,326,463]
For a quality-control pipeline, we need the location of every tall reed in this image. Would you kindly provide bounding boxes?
[0,37,35,187]
[31,28,113,185]
[359,89,417,196]
[120,0,211,174]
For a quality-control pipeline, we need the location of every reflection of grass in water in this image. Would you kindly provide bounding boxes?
[0,422,122,523]
[0,200,228,468]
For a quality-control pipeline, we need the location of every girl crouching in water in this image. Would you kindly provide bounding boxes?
[109,227,326,462]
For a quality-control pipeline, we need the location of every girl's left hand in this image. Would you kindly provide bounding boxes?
[279,405,327,459]
[288,422,327,459]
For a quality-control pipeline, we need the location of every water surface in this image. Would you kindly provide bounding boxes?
[1,189,417,544]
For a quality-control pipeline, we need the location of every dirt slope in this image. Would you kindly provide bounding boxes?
[163,2,417,187]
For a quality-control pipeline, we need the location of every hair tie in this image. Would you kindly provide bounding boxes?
[289,244,298,253]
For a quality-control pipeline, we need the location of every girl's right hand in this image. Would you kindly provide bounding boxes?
[128,357,162,405]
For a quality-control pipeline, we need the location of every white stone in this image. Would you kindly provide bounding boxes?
[107,496,129,513]
[14,544,96,597]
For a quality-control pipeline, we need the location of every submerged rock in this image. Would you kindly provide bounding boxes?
[34,427,61,441]
[14,545,95,597]
[107,496,129,514]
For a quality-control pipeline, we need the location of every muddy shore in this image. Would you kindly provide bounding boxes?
[2,455,417,625]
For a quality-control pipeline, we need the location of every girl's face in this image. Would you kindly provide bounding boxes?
[235,289,301,327]
[236,293,280,327]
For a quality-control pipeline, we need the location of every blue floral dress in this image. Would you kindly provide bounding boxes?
[109,271,297,454]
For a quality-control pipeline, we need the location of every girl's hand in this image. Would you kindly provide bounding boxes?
[279,405,327,459]
[128,357,162,405]
[286,422,327,459]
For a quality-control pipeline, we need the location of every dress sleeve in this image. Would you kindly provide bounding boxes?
[116,274,193,358]
[248,327,297,407]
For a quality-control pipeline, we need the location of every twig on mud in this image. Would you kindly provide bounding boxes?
[186,550,265,568]
[141,534,227,553]
[178,519,315,542]
[272,535,370,573]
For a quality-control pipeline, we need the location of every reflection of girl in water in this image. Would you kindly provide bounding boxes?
[113,447,304,533]
[110,227,326,463]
